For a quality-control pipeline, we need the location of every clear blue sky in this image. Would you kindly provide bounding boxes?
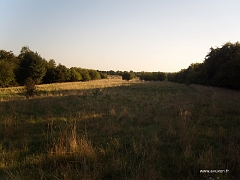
[1,0,239,72]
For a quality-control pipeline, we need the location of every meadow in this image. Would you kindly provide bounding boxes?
[0,77,239,179]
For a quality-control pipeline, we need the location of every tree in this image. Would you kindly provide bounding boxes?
[0,60,15,87]
[139,72,152,81]
[42,59,57,84]
[54,64,70,82]
[16,46,47,85]
[168,42,240,89]
[139,72,166,81]
[88,69,101,80]
[185,63,204,84]
[99,72,108,79]
[48,59,56,68]
[203,42,240,88]
[108,70,116,75]
[0,50,18,87]
[0,50,18,64]
[69,67,82,81]
[155,72,167,81]
[122,71,134,81]
[78,69,91,81]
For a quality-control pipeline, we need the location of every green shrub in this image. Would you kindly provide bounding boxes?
[24,77,36,98]
[122,72,134,81]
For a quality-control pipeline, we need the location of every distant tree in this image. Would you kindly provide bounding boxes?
[116,70,124,76]
[140,72,151,81]
[54,64,70,82]
[139,71,166,81]
[43,68,54,83]
[42,59,57,84]
[0,50,18,64]
[108,70,116,75]
[88,69,101,80]
[78,69,91,81]
[122,71,134,81]
[69,67,82,81]
[0,60,15,87]
[0,50,18,87]
[99,72,108,79]
[167,72,177,82]
[16,46,47,85]
[48,59,56,68]
[155,72,167,81]
[185,63,204,84]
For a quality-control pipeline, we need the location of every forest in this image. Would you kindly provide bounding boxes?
[1,42,240,90]
[168,42,240,90]
[0,46,107,88]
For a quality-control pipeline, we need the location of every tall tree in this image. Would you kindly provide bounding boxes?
[0,50,18,64]
[168,42,240,89]
[88,69,101,80]
[203,42,240,88]
[42,59,57,83]
[16,46,47,85]
[0,61,15,87]
[54,64,70,82]
[69,67,82,81]
[0,50,18,87]
[78,69,91,81]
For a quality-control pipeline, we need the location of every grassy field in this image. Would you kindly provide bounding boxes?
[0,77,239,179]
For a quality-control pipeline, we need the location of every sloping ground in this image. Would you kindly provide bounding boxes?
[0,80,239,179]
[0,76,142,101]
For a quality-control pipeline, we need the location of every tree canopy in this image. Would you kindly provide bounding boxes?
[1,42,240,90]
[0,46,107,87]
[16,46,47,85]
[168,42,240,89]
[122,71,135,81]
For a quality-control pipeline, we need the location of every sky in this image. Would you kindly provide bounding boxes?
[1,0,240,72]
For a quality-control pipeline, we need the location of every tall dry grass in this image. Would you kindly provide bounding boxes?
[0,79,239,179]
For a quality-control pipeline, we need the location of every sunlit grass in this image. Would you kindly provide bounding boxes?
[0,76,142,101]
[0,78,239,179]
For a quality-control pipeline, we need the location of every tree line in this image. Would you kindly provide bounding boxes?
[100,70,167,81]
[106,41,240,89]
[1,42,240,89]
[168,42,240,90]
[0,46,107,87]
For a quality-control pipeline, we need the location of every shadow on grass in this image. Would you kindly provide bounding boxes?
[0,82,239,179]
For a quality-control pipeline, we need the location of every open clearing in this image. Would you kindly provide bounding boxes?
[0,78,239,179]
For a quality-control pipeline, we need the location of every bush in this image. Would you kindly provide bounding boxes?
[79,69,91,81]
[88,70,101,80]
[122,72,134,81]
[24,77,36,98]
[100,72,108,79]
[140,72,166,81]
[69,68,82,81]
[0,60,15,87]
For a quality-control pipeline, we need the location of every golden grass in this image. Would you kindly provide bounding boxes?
[0,76,143,101]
